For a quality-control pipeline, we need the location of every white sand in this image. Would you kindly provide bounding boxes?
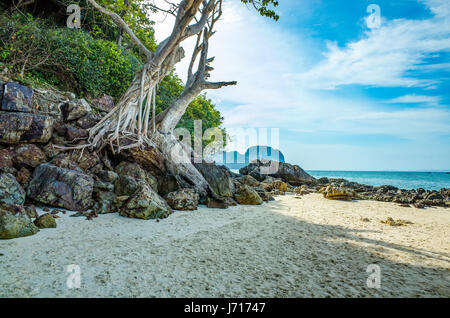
[1,193,449,297]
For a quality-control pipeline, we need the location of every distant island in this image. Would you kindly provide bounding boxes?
[210,146,285,170]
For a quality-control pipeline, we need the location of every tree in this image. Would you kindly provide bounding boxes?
[79,0,278,198]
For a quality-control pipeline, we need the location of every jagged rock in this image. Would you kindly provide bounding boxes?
[165,188,199,211]
[207,198,229,209]
[10,144,47,168]
[234,185,263,205]
[93,190,117,214]
[0,112,54,144]
[0,203,38,219]
[27,163,94,211]
[157,174,180,196]
[194,163,235,197]
[61,99,91,122]
[75,113,102,129]
[16,167,31,186]
[115,161,158,192]
[1,82,33,112]
[321,185,354,201]
[259,182,273,192]
[293,185,311,196]
[65,125,88,141]
[124,146,166,175]
[240,160,315,186]
[34,213,56,228]
[92,94,114,112]
[254,188,274,202]
[118,182,172,220]
[236,175,260,187]
[0,173,25,205]
[0,206,39,239]
[272,180,287,192]
[97,170,118,183]
[0,148,13,168]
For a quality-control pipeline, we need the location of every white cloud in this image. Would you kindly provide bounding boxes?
[150,0,450,169]
[294,0,450,89]
[388,94,441,105]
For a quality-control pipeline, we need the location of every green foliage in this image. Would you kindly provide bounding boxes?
[0,12,142,98]
[241,0,280,21]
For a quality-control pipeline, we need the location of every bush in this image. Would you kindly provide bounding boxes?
[0,13,142,98]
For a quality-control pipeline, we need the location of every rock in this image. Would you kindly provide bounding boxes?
[234,185,263,205]
[254,188,274,202]
[34,213,57,228]
[321,185,354,201]
[236,175,260,187]
[97,170,118,183]
[157,174,180,196]
[61,99,91,122]
[207,198,229,209]
[0,203,38,219]
[93,190,117,214]
[50,154,83,172]
[0,206,39,239]
[0,173,25,205]
[16,167,31,186]
[259,182,273,192]
[27,163,94,211]
[272,180,287,192]
[0,148,13,168]
[0,112,54,144]
[123,146,166,175]
[70,150,99,171]
[75,113,102,129]
[293,185,311,196]
[118,182,172,220]
[65,125,88,141]
[165,189,199,211]
[10,144,47,168]
[1,82,33,112]
[115,161,158,192]
[240,160,315,186]
[92,94,114,112]
[194,163,235,197]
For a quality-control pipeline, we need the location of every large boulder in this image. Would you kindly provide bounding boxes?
[0,173,25,205]
[115,161,158,192]
[320,185,355,201]
[118,183,172,220]
[234,185,263,205]
[0,112,54,144]
[61,99,91,122]
[27,163,94,211]
[194,163,235,197]
[10,144,47,169]
[240,160,315,186]
[0,205,39,239]
[165,189,199,211]
[1,82,33,112]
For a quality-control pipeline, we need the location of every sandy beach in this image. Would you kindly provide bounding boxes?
[0,193,449,298]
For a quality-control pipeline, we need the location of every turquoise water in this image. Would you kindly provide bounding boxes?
[306,171,450,190]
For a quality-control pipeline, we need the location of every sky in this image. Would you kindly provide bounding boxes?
[152,0,450,171]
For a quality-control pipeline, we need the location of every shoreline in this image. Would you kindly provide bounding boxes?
[1,193,449,297]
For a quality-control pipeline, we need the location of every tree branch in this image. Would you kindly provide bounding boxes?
[86,0,153,59]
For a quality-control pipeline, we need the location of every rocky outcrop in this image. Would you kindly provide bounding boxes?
[320,185,355,201]
[114,161,158,192]
[240,160,315,186]
[234,185,263,205]
[272,180,287,192]
[0,173,25,205]
[92,94,114,112]
[0,205,39,239]
[194,163,235,197]
[165,189,199,211]
[34,213,57,228]
[0,112,54,144]
[27,163,94,211]
[61,99,91,121]
[10,144,47,169]
[1,82,33,112]
[118,183,172,220]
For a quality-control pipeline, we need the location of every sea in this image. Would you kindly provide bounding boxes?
[306,171,450,191]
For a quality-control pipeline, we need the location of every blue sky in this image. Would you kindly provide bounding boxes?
[154,0,450,171]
